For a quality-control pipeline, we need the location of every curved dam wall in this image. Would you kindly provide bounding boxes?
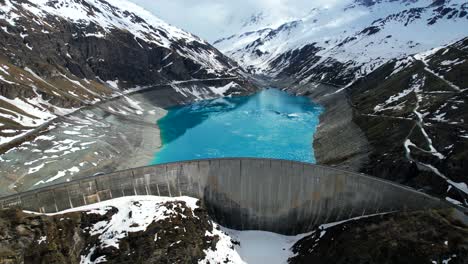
[0,158,451,235]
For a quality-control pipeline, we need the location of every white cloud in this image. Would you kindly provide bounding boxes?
[127,0,344,42]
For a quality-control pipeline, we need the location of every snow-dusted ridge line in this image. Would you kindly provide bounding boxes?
[6,0,233,71]
[1,0,241,79]
[215,0,468,85]
[2,0,202,47]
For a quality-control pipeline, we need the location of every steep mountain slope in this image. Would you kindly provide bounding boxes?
[215,0,468,86]
[290,210,468,264]
[0,0,254,149]
[347,37,468,205]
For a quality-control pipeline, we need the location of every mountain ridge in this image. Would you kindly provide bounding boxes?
[283,37,468,206]
[0,0,255,148]
[215,0,468,86]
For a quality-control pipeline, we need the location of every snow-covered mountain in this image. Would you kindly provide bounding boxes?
[345,37,468,205]
[215,0,468,86]
[0,0,255,149]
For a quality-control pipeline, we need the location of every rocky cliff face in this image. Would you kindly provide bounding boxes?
[0,0,255,149]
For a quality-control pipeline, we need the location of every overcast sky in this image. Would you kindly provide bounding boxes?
[128,0,343,42]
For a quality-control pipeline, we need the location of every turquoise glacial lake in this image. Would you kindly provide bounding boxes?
[152,88,324,164]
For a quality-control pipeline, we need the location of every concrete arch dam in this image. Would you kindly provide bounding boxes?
[0,158,452,235]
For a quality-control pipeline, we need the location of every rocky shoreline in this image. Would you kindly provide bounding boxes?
[308,86,370,172]
[0,80,256,196]
[268,77,370,173]
[0,90,166,195]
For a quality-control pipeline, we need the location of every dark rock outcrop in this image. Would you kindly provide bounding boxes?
[289,209,468,264]
[0,199,218,264]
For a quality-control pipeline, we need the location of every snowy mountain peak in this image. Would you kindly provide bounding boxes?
[1,0,203,48]
[242,12,266,28]
[215,0,468,85]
